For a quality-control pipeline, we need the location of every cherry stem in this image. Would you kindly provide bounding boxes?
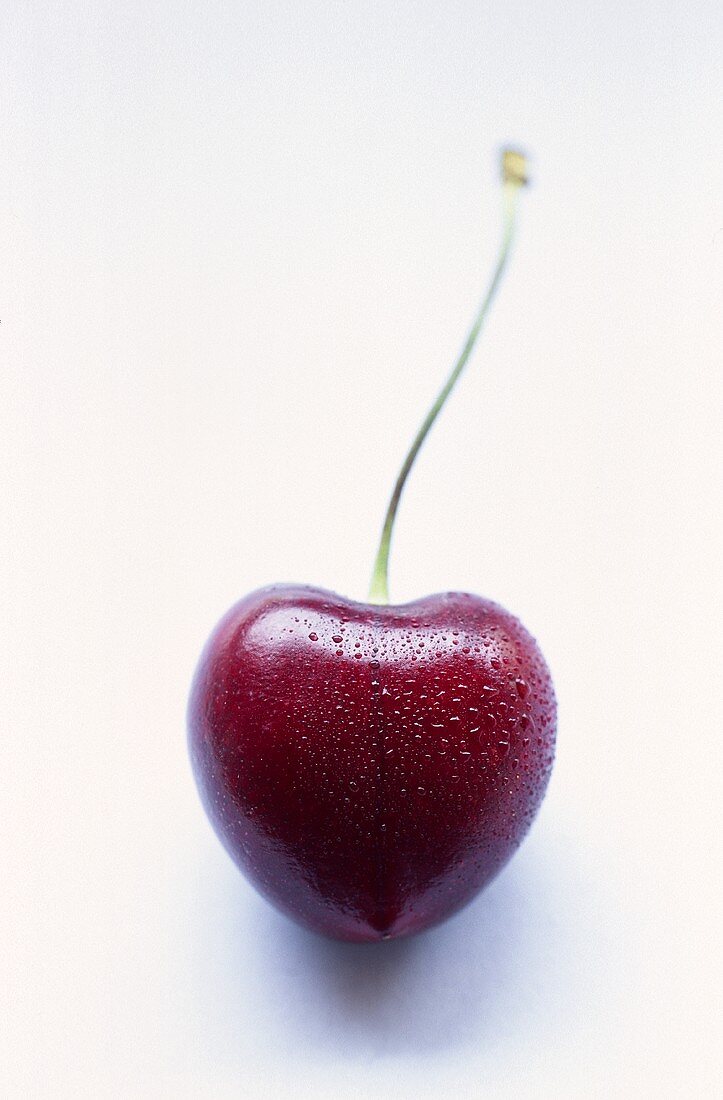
[367,148,529,604]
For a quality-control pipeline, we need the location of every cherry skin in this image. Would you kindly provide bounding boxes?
[188,584,556,942]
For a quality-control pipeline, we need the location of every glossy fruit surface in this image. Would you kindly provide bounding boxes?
[188,583,556,941]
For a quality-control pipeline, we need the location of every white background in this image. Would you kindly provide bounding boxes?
[2,2,721,1096]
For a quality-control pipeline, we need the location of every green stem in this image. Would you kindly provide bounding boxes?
[368,148,529,604]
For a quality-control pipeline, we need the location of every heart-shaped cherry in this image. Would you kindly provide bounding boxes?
[189,150,556,941]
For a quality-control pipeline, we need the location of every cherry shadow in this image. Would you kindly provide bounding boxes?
[236,847,565,1058]
[183,816,586,1069]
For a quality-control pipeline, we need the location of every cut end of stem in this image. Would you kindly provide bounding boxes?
[501,148,529,187]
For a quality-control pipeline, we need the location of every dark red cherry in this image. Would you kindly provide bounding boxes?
[188,584,555,941]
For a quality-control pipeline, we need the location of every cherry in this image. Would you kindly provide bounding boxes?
[188,150,556,941]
